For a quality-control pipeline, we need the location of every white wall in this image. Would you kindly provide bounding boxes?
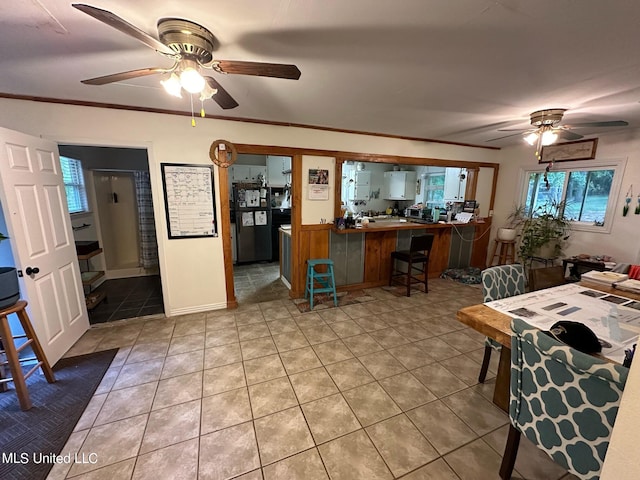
[301,155,335,224]
[0,98,498,315]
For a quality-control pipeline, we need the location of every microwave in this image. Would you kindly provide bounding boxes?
[405,207,425,219]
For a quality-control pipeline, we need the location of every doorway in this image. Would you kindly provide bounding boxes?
[58,145,163,324]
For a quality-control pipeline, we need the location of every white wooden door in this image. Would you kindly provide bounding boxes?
[0,127,89,365]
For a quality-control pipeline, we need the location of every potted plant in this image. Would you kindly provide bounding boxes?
[0,232,20,309]
[518,200,571,260]
[497,204,527,242]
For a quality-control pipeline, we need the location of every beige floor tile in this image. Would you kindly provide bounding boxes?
[235,310,266,326]
[378,372,437,411]
[248,376,298,418]
[205,313,236,331]
[407,401,477,455]
[301,325,340,345]
[153,371,203,410]
[243,354,286,385]
[74,393,107,432]
[68,414,148,477]
[109,347,132,367]
[387,342,436,370]
[317,308,353,324]
[241,336,278,360]
[172,318,206,337]
[401,458,461,479]
[324,358,375,391]
[340,303,375,320]
[46,429,89,480]
[293,312,326,329]
[357,350,407,379]
[266,318,300,335]
[262,305,294,320]
[139,399,200,454]
[441,388,508,436]
[112,358,164,390]
[328,320,365,338]
[202,362,246,396]
[368,327,411,349]
[312,339,354,365]
[133,438,199,480]
[70,459,136,480]
[263,447,329,480]
[125,340,169,363]
[393,323,433,342]
[411,363,468,398]
[204,343,242,368]
[439,331,485,353]
[366,414,439,477]
[342,382,401,427]
[94,382,156,426]
[318,430,392,480]
[201,387,252,434]
[279,346,323,375]
[199,422,260,480]
[94,366,121,395]
[205,327,239,348]
[272,330,310,352]
[414,336,464,361]
[341,333,384,356]
[136,324,174,344]
[233,469,265,480]
[353,316,390,332]
[444,438,503,480]
[441,353,484,386]
[161,349,204,379]
[168,333,205,356]
[254,406,314,465]
[238,323,271,341]
[289,367,339,403]
[301,393,361,444]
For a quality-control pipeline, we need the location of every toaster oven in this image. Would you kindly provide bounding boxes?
[404,207,425,219]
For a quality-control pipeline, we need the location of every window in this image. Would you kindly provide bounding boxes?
[520,159,624,233]
[424,173,445,204]
[60,156,88,214]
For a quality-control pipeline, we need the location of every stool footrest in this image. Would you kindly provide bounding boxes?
[15,338,34,354]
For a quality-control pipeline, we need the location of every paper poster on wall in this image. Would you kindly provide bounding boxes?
[308,184,330,200]
[309,169,329,184]
[161,163,217,238]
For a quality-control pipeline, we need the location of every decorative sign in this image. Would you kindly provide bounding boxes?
[161,163,217,238]
[540,138,598,163]
[308,169,329,184]
[209,139,237,168]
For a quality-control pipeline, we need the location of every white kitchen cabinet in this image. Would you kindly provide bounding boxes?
[231,165,267,183]
[349,170,371,201]
[443,168,467,202]
[383,171,417,200]
[267,156,291,186]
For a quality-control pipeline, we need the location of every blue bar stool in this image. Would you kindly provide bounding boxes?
[305,259,338,310]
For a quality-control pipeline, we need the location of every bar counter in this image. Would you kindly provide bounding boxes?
[334,219,462,233]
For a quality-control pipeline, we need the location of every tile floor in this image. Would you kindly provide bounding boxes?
[49,277,580,480]
[88,276,164,325]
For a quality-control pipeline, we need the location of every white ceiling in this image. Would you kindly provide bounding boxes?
[2,1,640,148]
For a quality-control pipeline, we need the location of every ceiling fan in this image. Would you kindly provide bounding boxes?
[487,108,628,146]
[72,4,301,111]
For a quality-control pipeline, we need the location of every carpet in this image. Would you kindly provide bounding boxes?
[0,348,118,480]
[294,289,377,312]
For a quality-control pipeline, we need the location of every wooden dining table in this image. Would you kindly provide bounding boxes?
[456,280,640,412]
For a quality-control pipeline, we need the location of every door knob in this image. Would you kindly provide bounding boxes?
[25,266,40,275]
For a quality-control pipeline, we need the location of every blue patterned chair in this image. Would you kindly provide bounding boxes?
[499,318,629,480]
[478,264,527,383]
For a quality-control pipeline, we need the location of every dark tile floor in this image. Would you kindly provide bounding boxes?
[88,276,164,325]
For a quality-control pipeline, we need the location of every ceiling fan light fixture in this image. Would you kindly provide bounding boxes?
[180,67,205,94]
[161,73,182,98]
[524,132,538,145]
[541,129,558,146]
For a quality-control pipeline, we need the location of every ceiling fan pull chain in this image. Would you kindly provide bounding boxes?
[190,94,196,127]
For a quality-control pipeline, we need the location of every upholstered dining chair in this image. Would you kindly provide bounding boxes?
[500,318,628,480]
[478,263,527,383]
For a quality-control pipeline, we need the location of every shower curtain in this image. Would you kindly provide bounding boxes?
[134,171,159,269]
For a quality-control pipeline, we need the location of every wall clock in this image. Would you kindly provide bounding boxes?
[209,139,237,168]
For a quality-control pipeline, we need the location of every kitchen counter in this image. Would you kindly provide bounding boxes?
[334,219,486,234]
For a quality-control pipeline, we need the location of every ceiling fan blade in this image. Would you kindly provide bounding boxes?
[557,130,583,141]
[567,120,629,128]
[81,67,168,85]
[212,61,301,80]
[497,128,529,132]
[486,132,525,142]
[205,77,239,109]
[72,3,175,56]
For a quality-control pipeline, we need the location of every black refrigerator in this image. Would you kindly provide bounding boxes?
[233,184,272,263]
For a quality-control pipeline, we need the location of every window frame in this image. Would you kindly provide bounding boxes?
[60,155,90,215]
[517,157,626,234]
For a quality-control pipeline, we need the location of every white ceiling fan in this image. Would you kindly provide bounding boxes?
[487,109,628,155]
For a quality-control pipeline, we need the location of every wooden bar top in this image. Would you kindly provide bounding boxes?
[334,220,485,234]
[457,281,640,348]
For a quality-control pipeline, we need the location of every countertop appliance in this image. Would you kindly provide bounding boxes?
[233,184,272,263]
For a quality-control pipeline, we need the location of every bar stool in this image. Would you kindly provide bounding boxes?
[488,239,516,267]
[389,234,435,297]
[0,300,55,410]
[305,259,338,310]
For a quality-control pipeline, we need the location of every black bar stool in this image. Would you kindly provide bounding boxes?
[389,234,435,296]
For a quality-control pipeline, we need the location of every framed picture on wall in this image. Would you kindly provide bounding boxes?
[309,169,329,184]
[539,138,598,163]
